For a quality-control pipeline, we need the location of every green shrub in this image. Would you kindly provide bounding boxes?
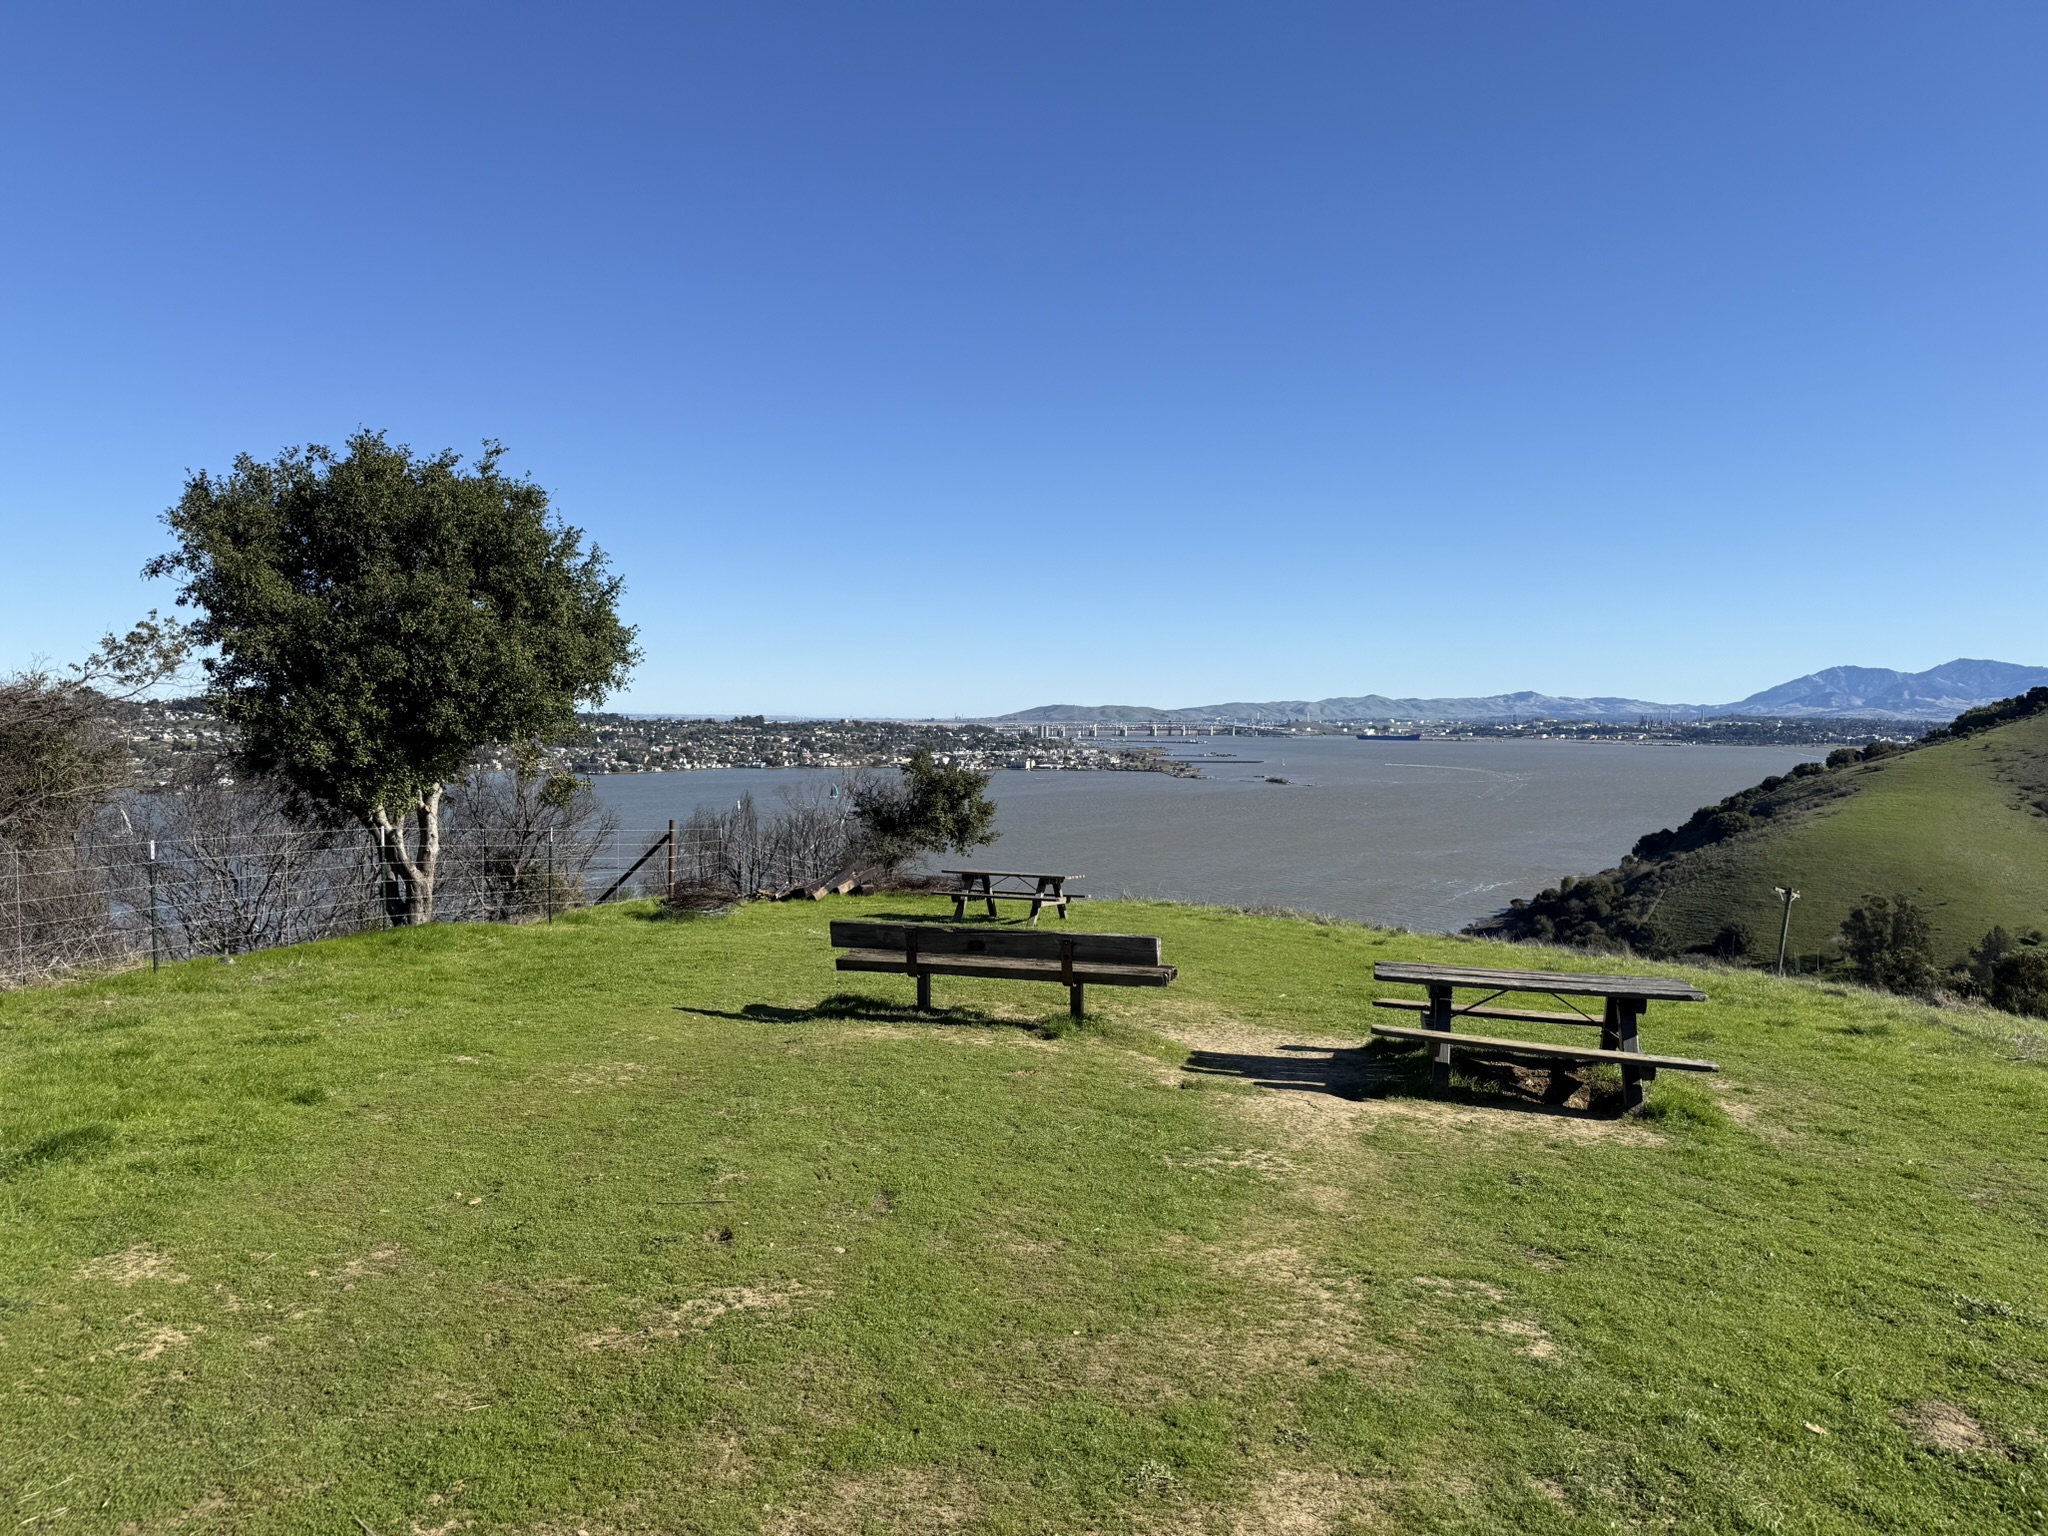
[1839,894,1937,994]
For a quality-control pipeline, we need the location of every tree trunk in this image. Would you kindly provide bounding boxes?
[370,785,442,925]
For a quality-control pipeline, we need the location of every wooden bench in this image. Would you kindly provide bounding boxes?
[1370,961,1714,1113]
[831,920,1174,1018]
[938,869,1083,926]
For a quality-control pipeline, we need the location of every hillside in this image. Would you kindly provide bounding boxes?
[1487,692,2048,969]
[1,900,2043,1532]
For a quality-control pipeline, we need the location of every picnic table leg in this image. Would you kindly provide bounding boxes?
[952,893,966,920]
[985,879,998,920]
[1426,983,1454,1091]
[1027,898,1043,927]
[1608,998,1648,1113]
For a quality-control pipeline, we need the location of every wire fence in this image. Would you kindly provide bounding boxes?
[0,822,737,989]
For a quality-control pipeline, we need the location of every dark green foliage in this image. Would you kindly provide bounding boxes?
[145,433,638,921]
[1697,923,1754,961]
[1497,874,1655,951]
[147,433,637,824]
[1990,946,2048,1018]
[1919,685,2048,745]
[851,749,1000,868]
[1839,894,1937,994]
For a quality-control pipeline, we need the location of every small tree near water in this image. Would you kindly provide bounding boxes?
[145,433,638,924]
[851,749,999,870]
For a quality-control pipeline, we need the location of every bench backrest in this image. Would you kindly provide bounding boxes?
[829,921,1161,966]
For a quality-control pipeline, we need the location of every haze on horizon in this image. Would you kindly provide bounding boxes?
[3,3,2044,718]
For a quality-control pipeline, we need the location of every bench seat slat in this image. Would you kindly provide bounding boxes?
[1370,1024,1718,1071]
[836,950,1176,987]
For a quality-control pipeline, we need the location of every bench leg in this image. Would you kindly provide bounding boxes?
[951,895,965,920]
[1069,984,1084,1019]
[986,895,999,919]
[916,972,932,1012]
[1620,1064,1645,1114]
[1027,900,1042,927]
[1427,984,1454,1091]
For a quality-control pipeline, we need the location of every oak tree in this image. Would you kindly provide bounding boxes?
[146,433,638,923]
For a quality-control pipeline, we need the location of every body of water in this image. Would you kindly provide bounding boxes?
[589,738,1820,932]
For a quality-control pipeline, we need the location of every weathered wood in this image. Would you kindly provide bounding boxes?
[829,922,1159,966]
[1372,998,1605,1028]
[1373,961,1707,1002]
[1369,1024,1718,1072]
[835,949,1175,987]
[940,869,1079,882]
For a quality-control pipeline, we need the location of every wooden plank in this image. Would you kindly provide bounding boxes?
[836,951,1176,987]
[1372,998,1605,1027]
[940,869,1078,881]
[1372,961,1706,1002]
[1369,1024,1718,1071]
[830,922,1159,966]
[932,888,1085,903]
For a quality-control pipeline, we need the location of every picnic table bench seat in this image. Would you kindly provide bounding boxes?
[1370,960,1713,1113]
[831,920,1174,1017]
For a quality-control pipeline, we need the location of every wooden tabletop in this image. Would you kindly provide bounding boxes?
[1373,961,1707,1002]
[941,869,1079,881]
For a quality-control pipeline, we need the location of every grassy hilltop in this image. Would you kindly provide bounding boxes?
[1493,695,2048,969]
[3,899,2045,1533]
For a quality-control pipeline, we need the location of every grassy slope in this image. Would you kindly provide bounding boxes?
[0,899,2044,1534]
[1649,712,2048,963]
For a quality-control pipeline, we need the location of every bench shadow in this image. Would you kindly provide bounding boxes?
[1185,1038,1627,1119]
[676,990,1045,1033]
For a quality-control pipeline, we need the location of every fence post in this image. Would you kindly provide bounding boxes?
[148,840,161,974]
[545,828,555,924]
[666,819,677,903]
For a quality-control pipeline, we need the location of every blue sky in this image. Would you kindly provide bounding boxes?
[3,2,2043,716]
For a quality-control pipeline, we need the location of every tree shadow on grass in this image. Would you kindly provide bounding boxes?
[676,991,1051,1034]
[1184,1038,1626,1118]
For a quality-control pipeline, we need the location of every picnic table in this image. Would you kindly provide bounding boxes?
[1369,961,1715,1114]
[939,868,1083,926]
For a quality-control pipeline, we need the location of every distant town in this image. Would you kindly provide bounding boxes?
[110,698,1920,787]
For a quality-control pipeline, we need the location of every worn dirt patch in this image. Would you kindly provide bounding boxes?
[1894,1399,2005,1455]
[767,1467,979,1535]
[339,1242,405,1281]
[580,1283,816,1352]
[1136,1468,1393,1534]
[116,1491,229,1534]
[1157,1015,1662,1148]
[1163,1147,1299,1179]
[559,1061,648,1092]
[77,1246,190,1286]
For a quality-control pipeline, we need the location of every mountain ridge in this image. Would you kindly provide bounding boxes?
[994,659,2048,725]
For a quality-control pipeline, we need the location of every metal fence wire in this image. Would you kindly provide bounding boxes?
[0,822,740,989]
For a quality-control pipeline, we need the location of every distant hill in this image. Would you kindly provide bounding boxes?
[1710,659,2048,719]
[1480,689,2048,968]
[995,658,2048,726]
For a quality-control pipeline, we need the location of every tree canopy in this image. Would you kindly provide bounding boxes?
[145,432,638,920]
[851,749,1000,868]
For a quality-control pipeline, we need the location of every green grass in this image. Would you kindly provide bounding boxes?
[2,898,2045,1533]
[1649,712,2048,963]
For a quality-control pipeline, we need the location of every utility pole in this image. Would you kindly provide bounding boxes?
[1773,886,1800,975]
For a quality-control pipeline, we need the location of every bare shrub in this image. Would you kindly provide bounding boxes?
[441,747,618,919]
